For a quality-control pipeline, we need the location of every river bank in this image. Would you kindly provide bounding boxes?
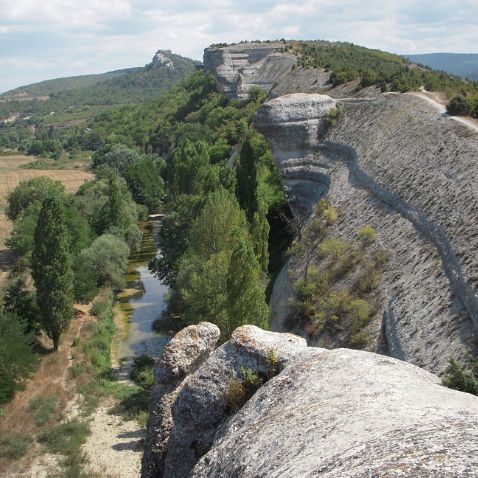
[82,217,169,477]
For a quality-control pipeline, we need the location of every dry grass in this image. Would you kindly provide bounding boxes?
[0,305,91,476]
[0,154,34,171]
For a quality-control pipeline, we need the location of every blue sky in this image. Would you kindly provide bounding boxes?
[0,0,477,93]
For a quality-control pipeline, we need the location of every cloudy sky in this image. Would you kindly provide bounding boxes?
[0,0,477,93]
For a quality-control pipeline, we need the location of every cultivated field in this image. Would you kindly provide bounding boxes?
[0,155,93,271]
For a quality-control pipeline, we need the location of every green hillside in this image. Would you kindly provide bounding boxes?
[0,68,141,100]
[0,51,198,122]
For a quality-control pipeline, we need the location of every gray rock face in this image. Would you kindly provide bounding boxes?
[255,91,478,375]
[150,50,174,69]
[203,43,296,98]
[144,325,478,477]
[253,93,336,217]
[192,347,478,477]
[141,322,220,478]
[162,325,307,478]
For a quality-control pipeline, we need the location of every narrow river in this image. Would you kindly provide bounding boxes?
[115,218,170,370]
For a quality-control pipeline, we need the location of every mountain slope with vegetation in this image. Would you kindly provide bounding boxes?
[0,51,198,123]
[0,68,141,99]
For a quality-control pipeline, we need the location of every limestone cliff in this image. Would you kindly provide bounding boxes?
[203,43,296,98]
[205,43,478,375]
[143,324,478,477]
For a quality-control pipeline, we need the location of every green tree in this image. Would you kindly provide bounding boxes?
[236,132,262,221]
[124,156,165,211]
[31,196,74,351]
[168,140,212,198]
[6,177,64,221]
[251,211,270,273]
[3,278,40,335]
[0,312,38,404]
[78,234,130,290]
[226,238,269,336]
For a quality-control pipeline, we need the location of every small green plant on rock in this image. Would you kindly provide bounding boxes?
[443,357,478,395]
[324,107,342,127]
[357,226,377,245]
[224,366,265,413]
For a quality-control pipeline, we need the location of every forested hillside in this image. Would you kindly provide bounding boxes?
[0,68,141,99]
[1,70,291,419]
[284,40,478,117]
[0,51,197,123]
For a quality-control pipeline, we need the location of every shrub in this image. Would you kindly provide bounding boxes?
[349,329,370,349]
[38,420,90,455]
[443,358,478,395]
[0,433,33,459]
[130,355,155,389]
[28,395,58,427]
[224,378,247,412]
[324,107,342,127]
[355,269,380,293]
[91,298,111,318]
[357,226,377,245]
[320,238,351,259]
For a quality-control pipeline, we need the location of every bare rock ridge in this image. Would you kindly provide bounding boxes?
[203,42,296,98]
[255,92,478,375]
[203,43,478,375]
[143,323,478,477]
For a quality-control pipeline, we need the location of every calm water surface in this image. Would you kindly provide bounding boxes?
[116,219,170,365]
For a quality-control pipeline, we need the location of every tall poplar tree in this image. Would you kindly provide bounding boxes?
[32,196,74,351]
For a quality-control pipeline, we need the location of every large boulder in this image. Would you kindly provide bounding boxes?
[162,325,308,478]
[192,348,478,477]
[141,322,220,478]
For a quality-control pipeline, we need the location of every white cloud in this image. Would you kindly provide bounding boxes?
[0,0,477,92]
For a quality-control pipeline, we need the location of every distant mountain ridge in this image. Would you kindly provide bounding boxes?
[0,50,198,121]
[406,53,478,80]
[0,68,141,99]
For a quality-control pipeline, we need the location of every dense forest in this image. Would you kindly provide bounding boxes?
[1,71,292,407]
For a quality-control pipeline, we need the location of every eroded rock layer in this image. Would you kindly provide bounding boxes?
[253,89,478,374]
[203,43,296,98]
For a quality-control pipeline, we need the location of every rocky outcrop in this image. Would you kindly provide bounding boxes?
[149,50,175,69]
[203,43,296,98]
[141,322,220,478]
[163,325,306,478]
[144,324,478,477]
[253,89,478,375]
[254,93,336,217]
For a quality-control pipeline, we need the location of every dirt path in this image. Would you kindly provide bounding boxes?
[0,306,91,477]
[405,91,478,133]
[81,306,145,478]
